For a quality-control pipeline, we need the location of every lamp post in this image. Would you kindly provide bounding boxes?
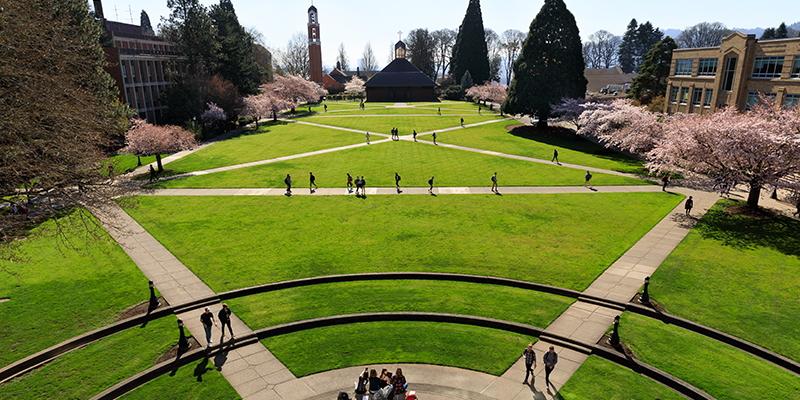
[178,318,190,352]
[148,280,160,310]
[641,276,651,304]
[609,315,621,347]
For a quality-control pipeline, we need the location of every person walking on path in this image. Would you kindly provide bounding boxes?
[200,307,217,347]
[685,196,694,216]
[478,106,482,114]
[437,107,441,116]
[354,176,361,196]
[413,130,417,142]
[428,176,435,194]
[395,173,401,190]
[324,104,328,112]
[584,171,593,189]
[218,304,234,340]
[491,172,498,193]
[149,165,156,182]
[661,173,670,191]
[366,132,370,144]
[460,117,464,127]
[552,149,559,163]
[285,174,292,194]
[309,172,318,190]
[347,173,354,192]
[543,346,558,391]
[360,176,367,196]
[522,343,537,384]
[433,132,437,145]
[390,368,407,400]
[108,165,114,179]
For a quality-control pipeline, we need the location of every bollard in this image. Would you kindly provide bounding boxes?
[148,280,160,310]
[609,315,621,347]
[641,276,651,304]
[178,318,190,351]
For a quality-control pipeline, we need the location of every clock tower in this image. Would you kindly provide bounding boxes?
[307,5,323,84]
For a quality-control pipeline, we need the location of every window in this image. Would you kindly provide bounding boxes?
[139,61,146,82]
[703,89,713,107]
[143,87,148,107]
[752,56,784,78]
[312,28,316,39]
[792,56,800,78]
[146,62,152,81]
[722,57,737,91]
[130,61,136,83]
[692,88,703,106]
[669,87,679,103]
[680,87,690,104]
[121,63,127,82]
[674,59,693,76]
[785,93,800,109]
[746,91,776,110]
[697,58,718,76]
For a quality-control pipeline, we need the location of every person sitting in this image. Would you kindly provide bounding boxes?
[379,369,391,388]
[354,368,368,397]
[368,369,381,394]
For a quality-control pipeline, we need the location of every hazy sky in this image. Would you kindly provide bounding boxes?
[95,0,799,70]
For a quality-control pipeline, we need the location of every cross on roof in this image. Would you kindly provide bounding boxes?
[398,31,402,41]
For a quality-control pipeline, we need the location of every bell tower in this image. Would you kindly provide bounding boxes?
[308,5,323,84]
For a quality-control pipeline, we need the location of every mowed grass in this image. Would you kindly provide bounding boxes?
[162,121,365,174]
[228,280,574,330]
[150,140,647,189]
[418,123,644,174]
[119,357,241,400]
[0,212,155,366]
[651,199,800,362]
[105,154,161,175]
[301,114,502,133]
[621,313,800,399]
[124,193,682,292]
[554,356,684,400]
[262,321,534,377]
[0,317,177,399]
[315,107,489,116]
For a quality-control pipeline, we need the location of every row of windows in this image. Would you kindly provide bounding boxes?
[121,59,168,85]
[125,85,166,111]
[673,55,800,80]
[670,86,713,107]
[752,56,784,78]
[746,91,800,109]
[674,58,719,76]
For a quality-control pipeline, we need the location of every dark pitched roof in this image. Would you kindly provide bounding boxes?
[364,58,436,88]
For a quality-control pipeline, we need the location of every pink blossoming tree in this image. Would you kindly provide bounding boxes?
[466,81,507,106]
[263,75,327,113]
[577,99,664,155]
[201,102,227,133]
[124,119,197,172]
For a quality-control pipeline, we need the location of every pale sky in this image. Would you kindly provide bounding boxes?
[95,0,799,71]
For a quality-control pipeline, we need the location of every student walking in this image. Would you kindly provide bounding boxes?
[437,107,441,115]
[460,117,464,127]
[324,104,328,112]
[285,174,292,194]
[395,173,401,189]
[354,176,361,196]
[360,176,366,196]
[543,346,558,391]
[584,171,593,188]
[200,307,217,347]
[432,132,437,145]
[347,173,354,192]
[685,196,694,215]
[552,149,559,163]
[309,172,318,190]
[428,176,435,193]
[413,130,417,141]
[149,165,157,182]
[491,172,498,193]
[218,304,234,340]
[522,343,537,384]
[661,173,670,191]
[366,132,370,144]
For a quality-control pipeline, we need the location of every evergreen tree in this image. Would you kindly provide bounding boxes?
[618,19,638,73]
[451,0,490,85]
[406,28,437,80]
[161,0,217,75]
[209,0,262,95]
[760,27,775,40]
[775,23,788,38]
[140,10,154,35]
[503,0,586,128]
[461,70,474,90]
[628,37,677,102]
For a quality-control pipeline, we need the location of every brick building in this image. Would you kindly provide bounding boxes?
[665,32,800,115]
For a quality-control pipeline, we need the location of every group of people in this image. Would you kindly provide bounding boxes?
[522,343,559,391]
[390,127,400,141]
[347,173,368,196]
[353,367,412,400]
[199,304,234,348]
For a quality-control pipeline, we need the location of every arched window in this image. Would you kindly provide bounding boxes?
[312,28,317,39]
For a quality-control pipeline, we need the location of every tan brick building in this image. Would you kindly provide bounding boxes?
[665,32,800,114]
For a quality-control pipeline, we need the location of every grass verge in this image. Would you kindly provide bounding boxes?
[119,356,241,400]
[301,114,502,133]
[554,355,684,400]
[263,321,534,377]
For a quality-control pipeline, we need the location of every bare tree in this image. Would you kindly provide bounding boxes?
[485,28,502,82]
[584,30,620,69]
[406,29,437,80]
[278,32,309,78]
[677,22,732,49]
[583,41,600,68]
[336,43,350,71]
[431,28,456,80]
[500,29,525,85]
[360,42,378,71]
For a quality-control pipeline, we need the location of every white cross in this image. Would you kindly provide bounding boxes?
[398,31,402,41]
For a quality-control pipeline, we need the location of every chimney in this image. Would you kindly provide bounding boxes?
[93,0,105,19]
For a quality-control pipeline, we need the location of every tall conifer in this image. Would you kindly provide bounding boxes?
[618,19,638,73]
[502,0,586,128]
[451,0,490,85]
[209,0,262,95]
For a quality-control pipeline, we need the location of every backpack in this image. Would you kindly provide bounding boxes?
[338,391,350,400]
[428,178,433,185]
[373,384,393,400]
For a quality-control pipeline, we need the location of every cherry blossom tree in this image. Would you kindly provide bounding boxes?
[577,99,664,155]
[649,101,800,207]
[344,76,365,98]
[201,102,227,133]
[465,81,507,106]
[124,119,198,173]
[550,97,604,130]
[264,75,327,112]
[241,92,294,126]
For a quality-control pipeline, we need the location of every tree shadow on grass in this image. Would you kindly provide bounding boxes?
[696,199,800,257]
[235,120,291,138]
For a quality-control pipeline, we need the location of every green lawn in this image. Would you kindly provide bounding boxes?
[149,140,647,189]
[621,313,800,399]
[162,121,365,174]
[651,199,800,362]
[313,107,490,116]
[124,193,682,292]
[417,123,644,174]
[554,356,684,400]
[0,317,178,399]
[106,154,161,175]
[301,114,502,133]
[228,280,574,330]
[119,357,241,400]
[263,321,534,377]
[0,212,156,366]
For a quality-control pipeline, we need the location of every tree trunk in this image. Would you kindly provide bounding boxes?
[137,156,142,166]
[747,184,761,208]
[537,116,548,129]
[255,116,259,129]
[156,154,164,173]
[272,111,277,121]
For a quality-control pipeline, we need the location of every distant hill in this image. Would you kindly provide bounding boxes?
[664,21,800,40]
